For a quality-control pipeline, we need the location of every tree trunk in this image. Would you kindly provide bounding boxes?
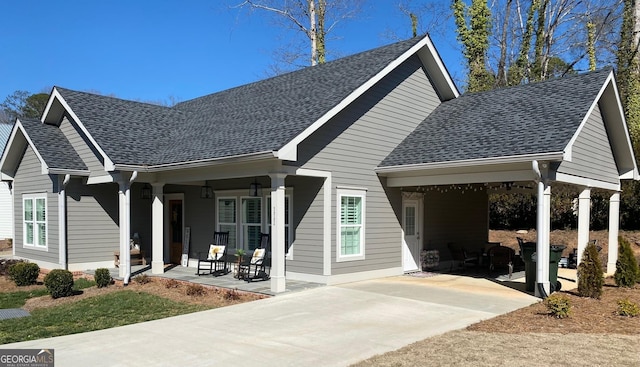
[309,0,317,66]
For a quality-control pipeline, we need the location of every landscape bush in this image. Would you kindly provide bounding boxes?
[43,269,74,298]
[614,236,639,287]
[8,262,40,286]
[186,283,206,296]
[577,241,604,299]
[133,274,150,284]
[544,293,572,319]
[0,259,24,276]
[616,298,640,317]
[163,279,180,289]
[94,268,112,288]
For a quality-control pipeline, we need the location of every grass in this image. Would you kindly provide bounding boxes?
[0,288,48,309]
[0,290,209,344]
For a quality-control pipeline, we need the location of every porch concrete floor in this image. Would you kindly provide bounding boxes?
[100,264,324,296]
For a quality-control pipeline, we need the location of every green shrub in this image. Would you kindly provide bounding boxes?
[224,288,240,301]
[133,274,150,284]
[616,298,640,317]
[0,259,25,276]
[8,262,40,286]
[614,236,639,287]
[43,269,74,299]
[577,241,604,299]
[185,283,206,296]
[94,268,112,288]
[544,293,572,319]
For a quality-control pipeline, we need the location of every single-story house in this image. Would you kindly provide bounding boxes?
[0,35,637,296]
[0,122,14,242]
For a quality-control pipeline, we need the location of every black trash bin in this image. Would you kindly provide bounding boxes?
[549,245,566,292]
[519,242,536,292]
[524,244,567,293]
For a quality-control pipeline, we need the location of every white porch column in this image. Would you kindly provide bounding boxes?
[607,191,621,274]
[118,172,136,284]
[270,173,287,293]
[535,181,551,297]
[58,174,70,269]
[577,187,591,268]
[151,183,165,274]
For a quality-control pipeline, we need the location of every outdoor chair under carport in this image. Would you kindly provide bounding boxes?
[447,242,479,272]
[195,231,230,276]
[487,244,515,278]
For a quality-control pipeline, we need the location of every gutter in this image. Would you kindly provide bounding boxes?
[532,161,549,299]
[375,152,564,174]
[113,151,277,172]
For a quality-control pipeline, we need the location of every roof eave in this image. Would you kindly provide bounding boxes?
[375,152,565,174]
[114,151,278,172]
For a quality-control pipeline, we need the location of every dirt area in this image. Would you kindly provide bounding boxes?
[0,276,265,313]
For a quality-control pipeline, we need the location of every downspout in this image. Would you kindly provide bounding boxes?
[532,161,549,299]
[123,171,138,285]
[58,174,70,269]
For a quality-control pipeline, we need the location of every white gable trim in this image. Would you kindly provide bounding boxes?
[42,88,115,171]
[276,35,457,161]
[563,71,639,180]
[0,119,49,176]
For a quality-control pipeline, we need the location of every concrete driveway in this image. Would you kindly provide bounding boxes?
[4,275,539,367]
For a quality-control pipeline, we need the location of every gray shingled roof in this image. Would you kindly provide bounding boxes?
[55,88,187,166]
[55,36,425,166]
[19,118,87,171]
[0,122,12,157]
[379,68,612,168]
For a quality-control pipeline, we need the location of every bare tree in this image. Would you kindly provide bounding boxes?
[234,0,362,71]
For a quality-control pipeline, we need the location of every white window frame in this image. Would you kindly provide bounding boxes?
[241,196,263,251]
[23,193,48,250]
[216,196,238,248]
[266,193,293,259]
[336,188,366,262]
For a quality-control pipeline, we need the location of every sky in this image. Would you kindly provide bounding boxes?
[0,1,463,105]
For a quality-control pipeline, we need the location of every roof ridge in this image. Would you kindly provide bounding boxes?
[55,87,174,109]
[460,67,612,98]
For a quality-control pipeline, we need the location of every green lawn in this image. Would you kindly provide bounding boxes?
[0,288,49,309]
[0,290,209,344]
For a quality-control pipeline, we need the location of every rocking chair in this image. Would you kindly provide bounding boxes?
[195,231,230,276]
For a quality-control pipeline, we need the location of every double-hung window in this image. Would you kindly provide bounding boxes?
[23,194,47,249]
[337,189,365,261]
[217,197,237,248]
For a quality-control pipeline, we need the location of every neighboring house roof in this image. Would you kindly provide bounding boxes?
[42,36,447,167]
[379,68,613,168]
[0,122,13,156]
[18,118,87,171]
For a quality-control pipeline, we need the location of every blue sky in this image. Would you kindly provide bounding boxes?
[0,1,463,105]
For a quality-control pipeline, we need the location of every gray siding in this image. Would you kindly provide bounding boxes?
[66,181,119,263]
[423,188,488,260]
[286,176,324,275]
[556,104,619,184]
[13,146,59,264]
[59,117,109,178]
[297,55,442,275]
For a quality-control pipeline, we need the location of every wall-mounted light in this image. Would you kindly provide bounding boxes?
[141,183,152,200]
[201,181,213,199]
[249,178,262,197]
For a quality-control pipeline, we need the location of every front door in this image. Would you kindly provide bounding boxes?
[402,198,422,272]
[168,199,183,264]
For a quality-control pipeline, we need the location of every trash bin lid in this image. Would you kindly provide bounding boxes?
[550,245,567,251]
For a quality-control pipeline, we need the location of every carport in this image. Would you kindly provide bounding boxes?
[377,68,638,297]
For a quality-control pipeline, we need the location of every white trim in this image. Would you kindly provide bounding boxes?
[67,260,115,272]
[276,36,451,161]
[402,197,423,272]
[554,172,620,191]
[336,188,366,262]
[48,169,89,176]
[114,151,277,172]
[22,193,48,251]
[376,152,564,174]
[386,169,535,187]
[86,175,115,185]
[2,120,51,175]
